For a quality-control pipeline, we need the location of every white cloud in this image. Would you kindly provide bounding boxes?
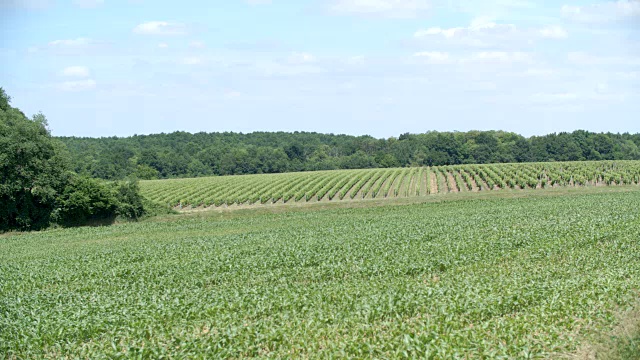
[562,1,640,23]
[58,79,97,92]
[414,17,572,50]
[595,83,610,94]
[412,51,451,64]
[247,0,271,4]
[465,51,533,64]
[530,92,579,104]
[61,66,90,78]
[181,56,203,65]
[345,55,365,65]
[224,90,242,99]
[568,52,640,66]
[329,0,431,18]
[522,68,556,77]
[414,17,523,47]
[289,52,316,63]
[451,0,536,17]
[189,40,205,49]
[539,25,568,39]
[133,21,187,35]
[415,17,517,39]
[73,0,104,8]
[48,37,93,47]
[255,62,326,76]
[409,50,534,67]
[158,42,169,49]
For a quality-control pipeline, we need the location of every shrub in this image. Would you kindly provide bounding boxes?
[53,175,147,227]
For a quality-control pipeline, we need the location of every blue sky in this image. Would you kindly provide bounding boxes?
[1,0,639,138]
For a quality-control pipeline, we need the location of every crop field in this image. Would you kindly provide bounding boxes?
[1,188,640,358]
[140,160,640,208]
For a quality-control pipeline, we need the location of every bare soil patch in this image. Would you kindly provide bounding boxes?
[429,171,438,195]
[445,172,459,192]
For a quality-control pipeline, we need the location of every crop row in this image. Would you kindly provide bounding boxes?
[139,160,640,208]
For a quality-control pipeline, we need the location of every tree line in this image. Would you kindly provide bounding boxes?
[59,128,640,180]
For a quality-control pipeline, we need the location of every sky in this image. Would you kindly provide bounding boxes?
[0,0,639,139]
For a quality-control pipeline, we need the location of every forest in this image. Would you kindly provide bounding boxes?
[60,129,640,180]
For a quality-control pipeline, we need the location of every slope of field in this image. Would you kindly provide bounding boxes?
[1,189,639,358]
[140,160,640,208]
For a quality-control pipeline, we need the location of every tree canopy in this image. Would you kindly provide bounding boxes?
[0,90,69,230]
[58,129,640,180]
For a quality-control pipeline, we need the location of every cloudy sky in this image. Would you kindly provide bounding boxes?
[0,0,639,138]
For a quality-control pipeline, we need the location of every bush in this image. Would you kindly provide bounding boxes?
[53,175,147,227]
[53,176,120,227]
[114,178,145,220]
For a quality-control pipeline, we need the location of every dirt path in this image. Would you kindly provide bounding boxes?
[428,170,438,195]
[446,172,459,192]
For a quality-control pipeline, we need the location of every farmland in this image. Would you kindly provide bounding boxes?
[140,160,640,209]
[2,188,640,358]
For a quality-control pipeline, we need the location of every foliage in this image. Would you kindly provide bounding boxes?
[0,89,150,231]
[113,178,145,220]
[58,129,640,180]
[53,175,147,227]
[52,176,144,227]
[0,90,69,231]
[53,175,121,227]
[1,190,640,357]
[139,160,640,208]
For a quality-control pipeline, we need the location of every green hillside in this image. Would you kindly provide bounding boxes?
[141,160,640,208]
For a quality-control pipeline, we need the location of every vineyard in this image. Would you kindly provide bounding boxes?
[140,160,640,208]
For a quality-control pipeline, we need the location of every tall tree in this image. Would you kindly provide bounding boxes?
[0,90,70,230]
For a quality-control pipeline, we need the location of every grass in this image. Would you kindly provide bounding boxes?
[1,187,640,358]
[571,306,640,360]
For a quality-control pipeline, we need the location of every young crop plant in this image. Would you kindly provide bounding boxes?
[358,169,388,199]
[246,174,298,205]
[305,172,345,201]
[441,167,457,192]
[433,167,448,194]
[316,172,353,201]
[381,168,403,198]
[392,168,411,196]
[413,166,425,196]
[458,168,474,191]
[6,186,640,358]
[370,169,395,198]
[281,173,317,202]
[452,170,465,192]
[349,169,381,199]
[326,170,358,200]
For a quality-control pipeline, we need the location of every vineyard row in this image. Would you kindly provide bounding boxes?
[139,160,640,208]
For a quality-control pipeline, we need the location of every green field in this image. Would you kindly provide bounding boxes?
[2,187,640,358]
[140,160,640,208]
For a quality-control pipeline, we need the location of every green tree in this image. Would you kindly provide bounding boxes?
[0,87,10,111]
[134,164,160,180]
[0,90,70,231]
